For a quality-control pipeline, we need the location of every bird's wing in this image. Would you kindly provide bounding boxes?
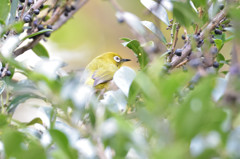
[92,70,113,87]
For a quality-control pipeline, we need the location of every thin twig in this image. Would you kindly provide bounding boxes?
[170,9,226,69]
[52,0,89,30]
[13,0,89,57]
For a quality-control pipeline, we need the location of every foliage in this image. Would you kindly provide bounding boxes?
[0,0,239,159]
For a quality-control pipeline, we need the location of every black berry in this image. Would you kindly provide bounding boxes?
[64,12,68,17]
[23,15,31,23]
[37,24,44,31]
[181,34,186,40]
[44,31,51,37]
[210,47,218,55]
[33,9,40,15]
[6,70,11,76]
[27,0,34,6]
[19,0,25,2]
[65,6,71,12]
[40,4,44,9]
[175,49,182,56]
[47,25,52,29]
[18,4,23,10]
[213,61,219,68]
[193,35,200,42]
[197,40,204,48]
[71,5,76,10]
[219,4,224,10]
[33,20,38,27]
[214,29,222,35]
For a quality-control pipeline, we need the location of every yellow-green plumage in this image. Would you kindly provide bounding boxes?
[85,52,130,89]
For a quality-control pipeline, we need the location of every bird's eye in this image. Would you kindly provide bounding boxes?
[113,56,121,62]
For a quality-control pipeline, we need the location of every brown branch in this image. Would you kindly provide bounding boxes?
[13,0,89,57]
[170,9,227,69]
[14,35,43,57]
[52,0,89,30]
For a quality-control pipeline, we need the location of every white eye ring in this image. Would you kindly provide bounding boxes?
[114,56,121,62]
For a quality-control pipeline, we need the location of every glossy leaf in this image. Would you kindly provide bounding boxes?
[21,29,53,42]
[173,1,199,27]
[7,94,45,113]
[141,21,167,44]
[7,0,18,25]
[50,129,78,159]
[0,0,10,22]
[140,0,169,25]
[32,43,50,58]
[122,38,149,69]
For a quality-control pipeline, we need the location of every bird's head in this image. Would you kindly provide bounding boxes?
[99,52,131,68]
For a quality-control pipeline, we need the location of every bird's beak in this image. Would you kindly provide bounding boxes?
[121,59,131,62]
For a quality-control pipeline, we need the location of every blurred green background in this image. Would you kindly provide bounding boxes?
[48,0,146,71]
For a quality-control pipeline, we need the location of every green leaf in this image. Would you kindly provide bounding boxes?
[173,1,200,27]
[7,94,45,113]
[214,39,223,51]
[0,0,10,22]
[141,21,167,44]
[2,129,47,159]
[216,53,225,69]
[32,43,50,58]
[50,129,78,159]
[140,0,169,25]
[21,29,53,42]
[191,0,207,8]
[173,76,226,141]
[121,39,149,69]
[8,0,18,25]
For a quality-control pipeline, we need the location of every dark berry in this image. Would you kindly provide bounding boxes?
[181,34,186,40]
[189,84,194,90]
[175,49,182,56]
[64,12,68,17]
[189,59,201,68]
[18,4,23,10]
[23,15,31,23]
[210,47,218,55]
[65,6,71,12]
[193,35,200,42]
[71,5,76,10]
[33,20,38,27]
[214,29,222,35]
[19,0,25,2]
[33,9,40,15]
[47,25,52,29]
[209,37,215,44]
[197,40,204,48]
[6,70,11,76]
[27,0,34,6]
[37,24,44,31]
[219,4,224,10]
[213,61,219,68]
[117,17,124,23]
[40,4,44,9]
[44,31,51,37]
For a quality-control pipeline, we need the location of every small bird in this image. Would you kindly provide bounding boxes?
[85,52,131,89]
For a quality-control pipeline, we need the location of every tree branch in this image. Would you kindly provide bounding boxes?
[170,9,227,69]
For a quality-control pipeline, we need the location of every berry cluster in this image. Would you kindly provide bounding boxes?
[64,5,75,17]
[18,0,52,38]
